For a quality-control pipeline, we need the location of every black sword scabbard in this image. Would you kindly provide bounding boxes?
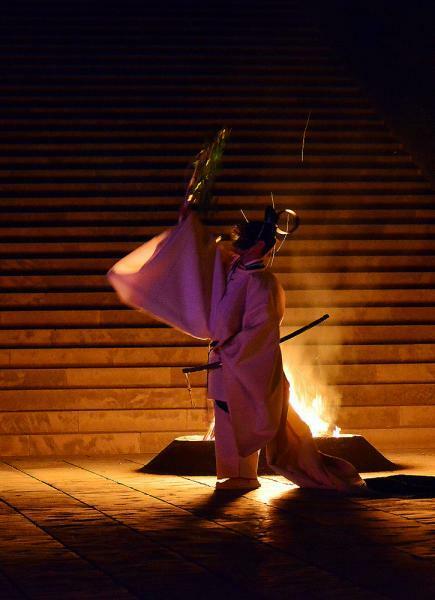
[182,314,330,375]
[279,313,329,344]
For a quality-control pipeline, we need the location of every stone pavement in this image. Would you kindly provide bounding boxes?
[0,451,433,599]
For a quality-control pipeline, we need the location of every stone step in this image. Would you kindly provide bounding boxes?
[0,383,433,412]
[1,256,434,274]
[1,67,345,79]
[0,38,338,49]
[0,118,392,131]
[283,289,435,305]
[0,167,424,182]
[338,322,435,345]
[313,363,435,385]
[0,39,344,51]
[0,142,406,156]
[0,92,373,108]
[0,328,199,347]
[0,75,360,87]
[1,324,434,346]
[0,90,374,104]
[0,387,207,411]
[2,35,333,44]
[0,304,435,328]
[2,183,430,196]
[333,383,435,407]
[0,122,396,136]
[0,294,124,309]
[0,405,432,437]
[3,206,434,224]
[0,362,433,388]
[0,22,318,31]
[0,407,205,435]
[1,139,405,156]
[348,428,435,450]
[0,366,194,389]
[277,272,435,288]
[0,154,415,168]
[283,344,435,364]
[2,424,434,456]
[0,103,379,114]
[0,17,315,27]
[338,405,435,430]
[0,309,139,326]
[0,346,204,368]
[1,272,434,294]
[1,63,349,75]
[0,103,376,115]
[282,307,435,324]
[0,40,332,49]
[0,36,334,47]
[1,287,434,310]
[0,47,347,57]
[0,46,337,57]
[0,44,351,55]
[1,344,434,368]
[0,70,360,83]
[1,224,433,241]
[2,208,433,226]
[0,431,184,456]
[1,239,434,257]
[0,118,387,130]
[6,193,429,207]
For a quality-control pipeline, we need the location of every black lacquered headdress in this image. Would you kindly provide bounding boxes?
[231,204,299,254]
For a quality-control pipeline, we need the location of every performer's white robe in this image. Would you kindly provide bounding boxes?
[108,213,366,492]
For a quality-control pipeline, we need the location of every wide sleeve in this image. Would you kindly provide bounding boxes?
[107,213,226,340]
[219,273,288,456]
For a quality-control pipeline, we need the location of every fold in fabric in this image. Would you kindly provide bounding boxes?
[108,214,224,340]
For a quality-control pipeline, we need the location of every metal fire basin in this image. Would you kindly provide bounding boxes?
[142,434,396,475]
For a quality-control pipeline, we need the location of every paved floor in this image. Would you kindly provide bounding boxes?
[0,450,433,599]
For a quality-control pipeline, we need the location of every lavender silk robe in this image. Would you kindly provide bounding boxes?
[108,213,366,492]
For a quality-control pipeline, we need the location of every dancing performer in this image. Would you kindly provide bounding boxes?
[107,131,366,493]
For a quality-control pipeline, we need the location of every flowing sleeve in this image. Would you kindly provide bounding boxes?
[107,213,225,340]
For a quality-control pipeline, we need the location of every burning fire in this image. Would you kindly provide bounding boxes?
[284,366,341,438]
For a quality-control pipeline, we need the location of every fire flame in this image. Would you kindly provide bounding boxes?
[284,365,341,438]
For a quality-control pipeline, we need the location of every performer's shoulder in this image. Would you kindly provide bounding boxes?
[249,269,281,293]
[248,270,285,317]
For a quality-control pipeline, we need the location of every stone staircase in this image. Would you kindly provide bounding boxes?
[0,0,433,455]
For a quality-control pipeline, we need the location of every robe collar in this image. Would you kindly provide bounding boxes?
[235,257,265,271]
[241,260,265,271]
[227,255,266,280]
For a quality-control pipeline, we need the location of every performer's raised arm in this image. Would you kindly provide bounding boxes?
[107,130,230,339]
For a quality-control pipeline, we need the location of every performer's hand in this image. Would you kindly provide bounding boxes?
[178,197,192,222]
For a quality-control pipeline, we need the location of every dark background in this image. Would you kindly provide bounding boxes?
[309,0,435,184]
[3,0,434,183]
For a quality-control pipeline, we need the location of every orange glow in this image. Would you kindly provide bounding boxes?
[284,365,341,438]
